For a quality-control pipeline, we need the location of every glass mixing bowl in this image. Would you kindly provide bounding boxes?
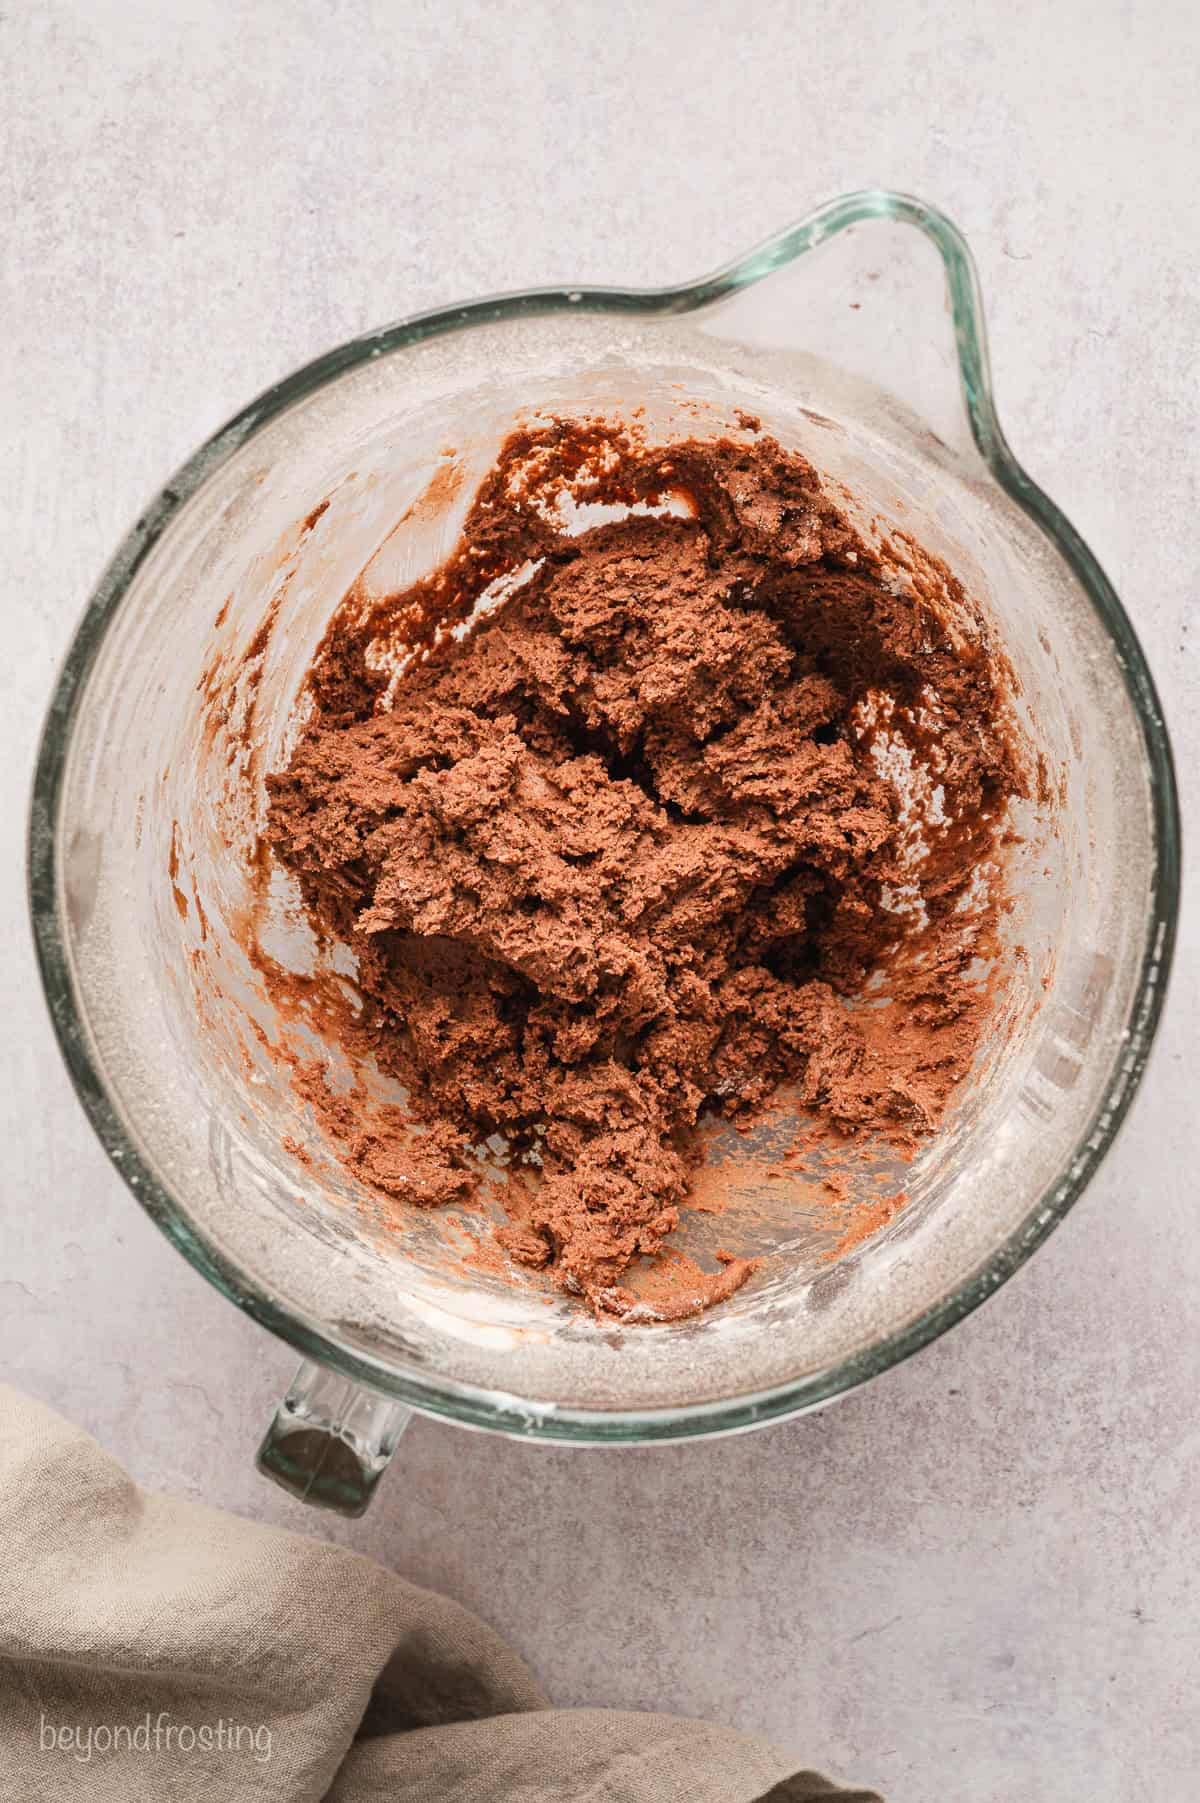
[29,191,1179,1514]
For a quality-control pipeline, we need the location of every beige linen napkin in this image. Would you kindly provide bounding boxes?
[0,1385,881,1801]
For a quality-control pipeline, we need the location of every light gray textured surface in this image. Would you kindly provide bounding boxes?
[3,4,1197,1799]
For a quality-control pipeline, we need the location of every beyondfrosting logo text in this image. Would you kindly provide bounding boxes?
[38,1711,273,1765]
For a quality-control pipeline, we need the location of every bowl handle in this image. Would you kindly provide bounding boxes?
[255,1359,411,1516]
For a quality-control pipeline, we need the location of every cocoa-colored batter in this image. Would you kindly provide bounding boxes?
[265,419,1026,1315]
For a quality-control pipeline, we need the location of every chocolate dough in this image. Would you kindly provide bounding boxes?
[265,420,1026,1315]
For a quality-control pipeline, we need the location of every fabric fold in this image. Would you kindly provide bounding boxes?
[0,1386,880,1802]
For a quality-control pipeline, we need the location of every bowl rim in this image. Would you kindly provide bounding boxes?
[27,188,1181,1443]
